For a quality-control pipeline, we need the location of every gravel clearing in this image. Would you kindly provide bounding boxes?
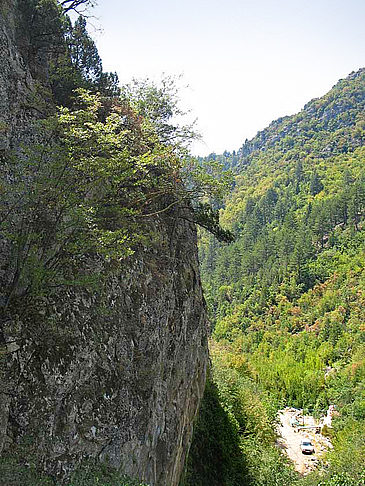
[276,408,330,475]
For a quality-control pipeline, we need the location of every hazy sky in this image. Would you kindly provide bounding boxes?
[90,0,365,155]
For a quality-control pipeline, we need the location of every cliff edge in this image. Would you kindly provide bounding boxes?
[0,2,208,485]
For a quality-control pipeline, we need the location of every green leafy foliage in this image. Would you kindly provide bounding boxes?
[183,354,298,486]
[1,72,231,304]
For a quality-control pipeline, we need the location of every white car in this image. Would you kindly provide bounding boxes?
[300,440,315,454]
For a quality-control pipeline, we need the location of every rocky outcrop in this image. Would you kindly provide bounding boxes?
[0,2,209,485]
[0,0,34,150]
[3,210,208,486]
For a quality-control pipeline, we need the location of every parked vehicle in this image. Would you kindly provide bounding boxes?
[300,439,315,454]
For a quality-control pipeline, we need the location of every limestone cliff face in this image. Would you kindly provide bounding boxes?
[0,3,208,485]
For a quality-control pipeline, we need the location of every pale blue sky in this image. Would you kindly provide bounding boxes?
[90,0,365,155]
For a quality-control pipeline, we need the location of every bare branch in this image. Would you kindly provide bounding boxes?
[58,0,97,14]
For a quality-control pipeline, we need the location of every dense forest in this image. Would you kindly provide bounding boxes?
[185,69,365,486]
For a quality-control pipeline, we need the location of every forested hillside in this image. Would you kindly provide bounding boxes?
[189,69,365,486]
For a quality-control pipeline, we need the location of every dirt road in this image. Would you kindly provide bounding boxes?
[277,409,320,475]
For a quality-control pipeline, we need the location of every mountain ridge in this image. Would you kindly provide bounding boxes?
[234,67,365,166]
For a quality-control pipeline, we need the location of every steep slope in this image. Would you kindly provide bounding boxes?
[236,68,365,167]
[201,68,365,323]
[0,2,208,485]
[198,69,365,485]
[0,0,37,151]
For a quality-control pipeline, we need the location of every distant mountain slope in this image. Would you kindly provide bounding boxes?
[196,68,365,486]
[201,68,365,301]
[236,68,365,164]
[199,66,365,409]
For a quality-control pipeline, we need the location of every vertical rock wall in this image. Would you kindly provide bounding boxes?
[0,0,34,151]
[3,212,208,486]
[0,2,209,485]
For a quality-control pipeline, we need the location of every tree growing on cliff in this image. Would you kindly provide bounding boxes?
[50,13,120,104]
[17,0,119,105]
[1,80,232,310]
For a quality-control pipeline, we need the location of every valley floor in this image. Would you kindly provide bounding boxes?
[277,409,332,475]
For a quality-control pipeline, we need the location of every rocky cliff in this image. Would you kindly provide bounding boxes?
[0,2,208,485]
[0,0,34,150]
